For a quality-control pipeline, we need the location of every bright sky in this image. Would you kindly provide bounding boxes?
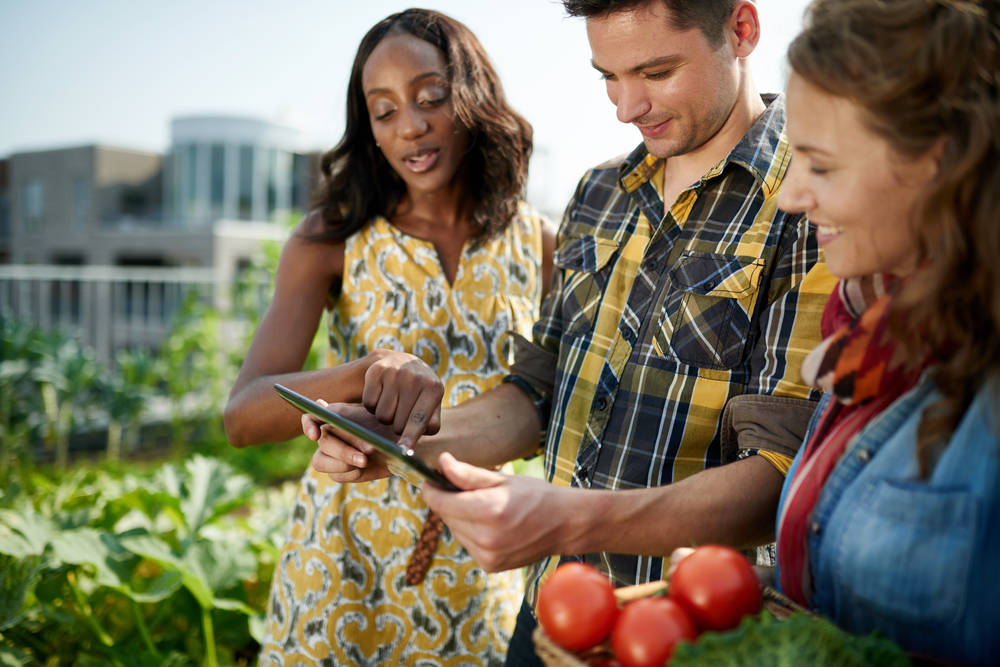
[0,0,810,216]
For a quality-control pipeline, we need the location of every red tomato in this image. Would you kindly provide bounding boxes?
[668,544,763,632]
[536,562,618,651]
[611,597,696,667]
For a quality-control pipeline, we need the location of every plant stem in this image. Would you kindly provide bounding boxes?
[5,626,49,657]
[68,576,115,647]
[107,419,122,462]
[56,401,72,468]
[201,605,218,667]
[131,598,161,658]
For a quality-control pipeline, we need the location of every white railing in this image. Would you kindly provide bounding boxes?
[0,264,228,361]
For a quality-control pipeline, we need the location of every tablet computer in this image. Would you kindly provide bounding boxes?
[274,383,458,491]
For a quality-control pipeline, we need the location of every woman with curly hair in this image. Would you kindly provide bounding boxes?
[774,0,1000,663]
[225,8,554,664]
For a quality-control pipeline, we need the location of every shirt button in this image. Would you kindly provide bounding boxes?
[857,449,872,462]
[810,521,822,535]
[596,396,608,411]
[645,259,659,272]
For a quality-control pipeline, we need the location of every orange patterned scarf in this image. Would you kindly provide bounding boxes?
[777,275,928,605]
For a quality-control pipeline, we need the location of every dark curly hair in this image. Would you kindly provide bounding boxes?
[309,8,532,245]
[788,0,1000,474]
[561,0,738,46]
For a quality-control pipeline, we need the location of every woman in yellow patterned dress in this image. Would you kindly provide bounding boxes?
[223,8,555,666]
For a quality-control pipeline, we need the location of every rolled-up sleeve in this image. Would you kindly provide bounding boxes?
[721,393,821,475]
[503,332,557,453]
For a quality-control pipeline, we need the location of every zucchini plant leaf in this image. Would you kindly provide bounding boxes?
[178,456,253,537]
[0,508,56,557]
[0,643,33,667]
[127,569,184,603]
[118,531,214,609]
[184,537,257,593]
[211,597,256,616]
[48,528,133,589]
[0,554,44,631]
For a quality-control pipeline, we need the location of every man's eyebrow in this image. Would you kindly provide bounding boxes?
[366,71,447,98]
[591,54,684,76]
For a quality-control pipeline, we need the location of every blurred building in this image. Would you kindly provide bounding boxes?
[5,115,320,272]
[7,144,164,265]
[0,116,322,359]
[0,158,10,262]
[165,116,315,228]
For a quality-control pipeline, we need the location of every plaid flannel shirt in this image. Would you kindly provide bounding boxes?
[507,95,836,604]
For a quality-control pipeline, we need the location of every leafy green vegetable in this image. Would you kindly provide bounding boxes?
[671,611,910,666]
[0,456,292,665]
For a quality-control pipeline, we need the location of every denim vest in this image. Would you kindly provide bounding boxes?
[777,373,1000,666]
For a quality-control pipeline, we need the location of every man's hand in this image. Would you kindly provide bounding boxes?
[421,453,573,572]
[666,547,696,580]
[362,349,443,449]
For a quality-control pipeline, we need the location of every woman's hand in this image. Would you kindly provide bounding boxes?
[301,350,442,484]
[362,349,444,449]
[304,401,397,483]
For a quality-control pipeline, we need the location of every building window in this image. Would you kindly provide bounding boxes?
[183,143,198,218]
[210,143,225,217]
[238,145,253,219]
[291,152,311,214]
[266,148,278,219]
[166,152,180,223]
[22,180,44,233]
[0,190,11,243]
[72,178,91,229]
[120,186,147,217]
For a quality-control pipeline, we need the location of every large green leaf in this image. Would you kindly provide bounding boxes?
[0,555,44,631]
[0,644,32,667]
[127,570,184,604]
[177,456,253,537]
[0,534,36,560]
[49,528,133,589]
[109,486,183,531]
[0,360,31,382]
[210,597,256,616]
[50,526,184,604]
[0,453,284,662]
[0,509,55,556]
[184,538,256,593]
[118,532,214,609]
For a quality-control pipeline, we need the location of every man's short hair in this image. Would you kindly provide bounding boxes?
[562,0,739,46]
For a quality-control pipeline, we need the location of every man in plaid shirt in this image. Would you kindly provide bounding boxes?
[310,0,835,663]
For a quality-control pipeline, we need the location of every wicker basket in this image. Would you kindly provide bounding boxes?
[532,583,808,667]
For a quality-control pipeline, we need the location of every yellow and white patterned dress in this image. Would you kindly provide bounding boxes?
[259,205,545,666]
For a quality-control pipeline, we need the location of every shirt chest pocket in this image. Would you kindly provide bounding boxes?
[830,480,978,628]
[553,235,620,340]
[654,251,765,370]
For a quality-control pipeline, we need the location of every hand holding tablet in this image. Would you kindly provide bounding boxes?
[274,383,459,491]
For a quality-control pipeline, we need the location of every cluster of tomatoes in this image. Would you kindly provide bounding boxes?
[536,545,763,667]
